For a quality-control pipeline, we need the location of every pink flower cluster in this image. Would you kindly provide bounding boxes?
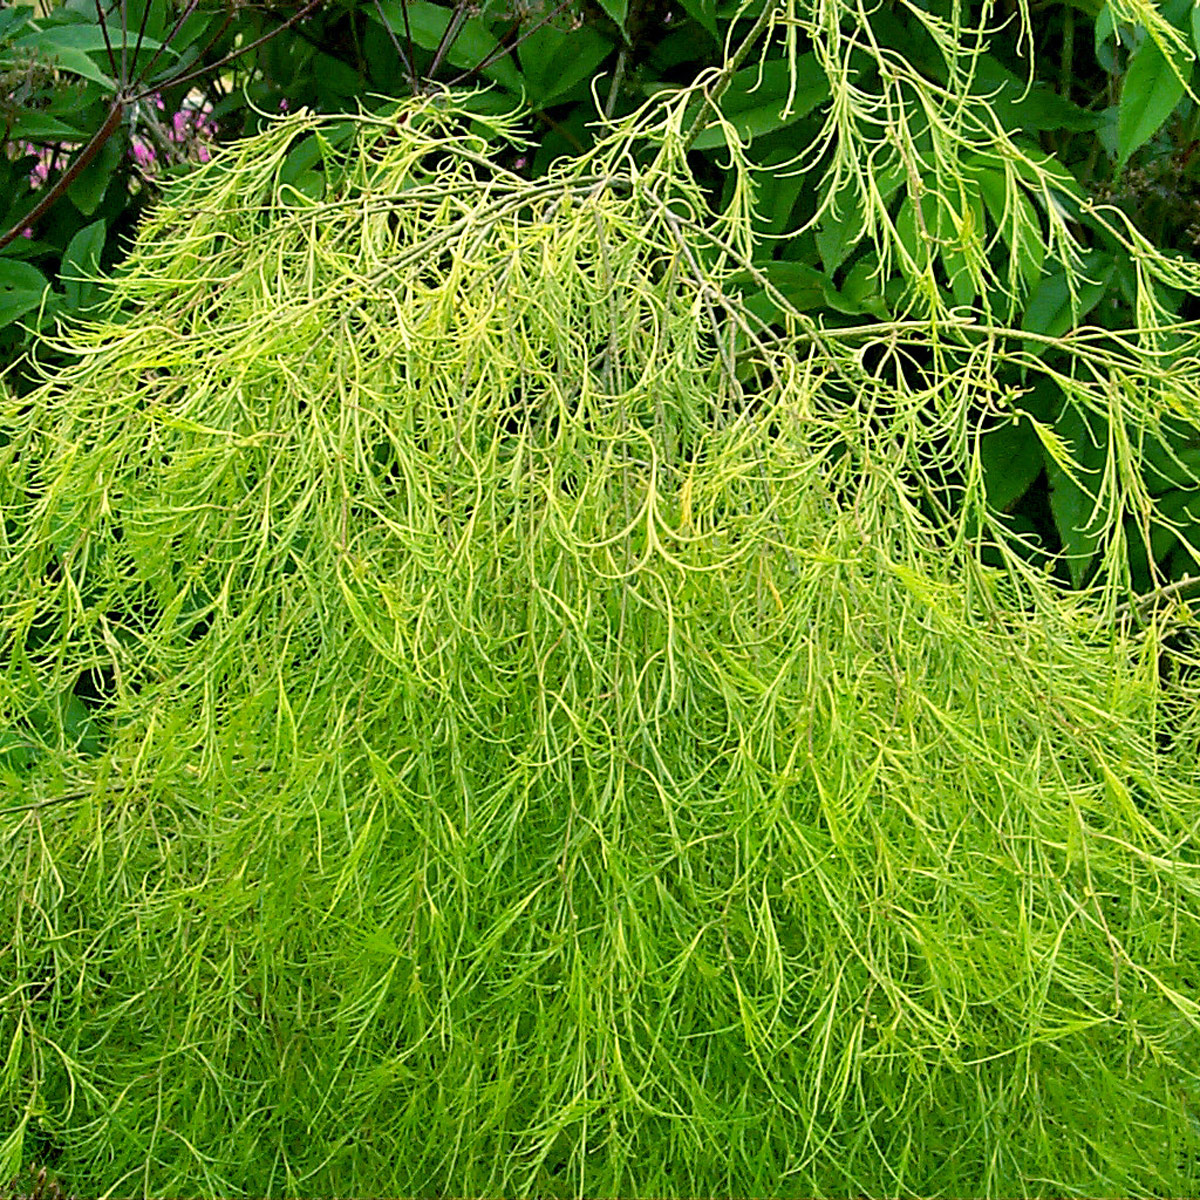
[14,92,217,195]
[128,93,218,174]
[22,143,55,190]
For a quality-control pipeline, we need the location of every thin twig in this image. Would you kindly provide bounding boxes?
[370,0,419,95]
[0,101,125,251]
[682,0,783,152]
[1113,574,1200,623]
[137,0,326,101]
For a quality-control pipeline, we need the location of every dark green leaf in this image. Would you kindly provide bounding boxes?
[519,24,612,107]
[690,55,829,151]
[369,0,523,93]
[1150,487,1200,562]
[0,258,50,330]
[1142,423,1200,493]
[13,22,165,55]
[313,52,362,104]
[737,261,866,321]
[981,417,1045,513]
[595,0,629,34]
[816,194,863,274]
[971,54,1103,131]
[1021,251,1116,338]
[894,194,933,274]
[1118,34,1187,167]
[60,691,102,756]
[10,28,116,87]
[0,5,31,40]
[0,729,36,773]
[969,159,1046,291]
[646,24,717,70]
[66,133,123,217]
[1095,2,1117,71]
[754,149,807,235]
[676,0,719,38]
[1045,403,1106,586]
[839,258,890,317]
[6,112,85,140]
[62,218,106,311]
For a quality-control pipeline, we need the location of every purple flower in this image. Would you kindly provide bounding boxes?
[128,96,218,175]
[16,141,54,189]
[131,139,157,168]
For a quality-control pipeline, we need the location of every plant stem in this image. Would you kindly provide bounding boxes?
[682,0,783,152]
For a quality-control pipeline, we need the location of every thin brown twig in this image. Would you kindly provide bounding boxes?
[0,101,125,251]
[1113,573,1200,623]
[133,0,326,101]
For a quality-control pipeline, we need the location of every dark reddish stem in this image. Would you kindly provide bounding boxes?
[0,0,328,254]
[140,0,325,101]
[0,100,126,252]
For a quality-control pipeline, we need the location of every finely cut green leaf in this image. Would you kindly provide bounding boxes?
[1027,414,1082,482]
[2,23,1200,1199]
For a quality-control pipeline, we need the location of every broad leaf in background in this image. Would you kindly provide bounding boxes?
[688,55,830,150]
[1045,402,1109,585]
[1151,486,1200,560]
[676,0,719,40]
[12,22,167,57]
[751,148,809,234]
[65,134,124,217]
[369,0,524,94]
[595,0,629,36]
[0,259,50,329]
[4,112,83,140]
[61,219,106,311]
[981,415,1046,513]
[519,23,613,107]
[816,193,864,274]
[1117,0,1194,166]
[1022,250,1117,338]
[972,54,1104,132]
[7,25,120,88]
[736,260,866,323]
[967,155,1046,297]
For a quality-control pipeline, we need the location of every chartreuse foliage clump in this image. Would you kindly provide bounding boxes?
[3,30,1200,1197]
